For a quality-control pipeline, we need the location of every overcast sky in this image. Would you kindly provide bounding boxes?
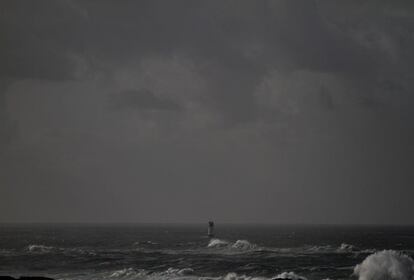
[1,0,414,224]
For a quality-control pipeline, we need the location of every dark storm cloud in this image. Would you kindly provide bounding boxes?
[1,0,414,223]
[2,0,374,122]
[0,0,402,120]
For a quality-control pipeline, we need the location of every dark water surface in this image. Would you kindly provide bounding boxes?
[1,224,414,280]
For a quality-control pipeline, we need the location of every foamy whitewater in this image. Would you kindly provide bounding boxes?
[1,224,414,280]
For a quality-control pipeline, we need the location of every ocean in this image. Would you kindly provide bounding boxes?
[1,224,413,280]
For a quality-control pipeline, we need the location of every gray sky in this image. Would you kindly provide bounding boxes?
[1,0,414,224]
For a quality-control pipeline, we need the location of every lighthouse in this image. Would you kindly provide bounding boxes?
[207,221,214,237]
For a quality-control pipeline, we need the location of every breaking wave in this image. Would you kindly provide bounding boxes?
[26,244,96,256]
[337,243,358,252]
[207,239,257,251]
[300,243,373,255]
[208,239,230,248]
[232,240,257,250]
[354,250,414,280]
[7,254,414,280]
[27,244,55,253]
[206,240,373,256]
[272,272,307,280]
[222,272,266,280]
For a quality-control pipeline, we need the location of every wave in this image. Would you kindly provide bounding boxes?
[223,272,266,280]
[110,268,147,278]
[232,240,257,250]
[208,239,230,248]
[106,268,305,280]
[206,240,374,257]
[108,268,198,280]
[220,272,307,280]
[25,244,96,256]
[272,272,307,280]
[294,243,374,255]
[207,239,257,251]
[337,243,358,252]
[304,243,356,253]
[23,241,373,259]
[353,250,414,280]
[303,245,333,253]
[26,253,414,280]
[27,244,55,253]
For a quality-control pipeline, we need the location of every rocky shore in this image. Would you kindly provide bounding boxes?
[0,277,54,280]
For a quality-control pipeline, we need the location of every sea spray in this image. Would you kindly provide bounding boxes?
[354,250,414,280]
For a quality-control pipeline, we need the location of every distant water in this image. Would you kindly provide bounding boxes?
[1,224,414,280]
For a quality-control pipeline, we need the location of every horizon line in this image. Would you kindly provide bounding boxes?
[1,221,413,227]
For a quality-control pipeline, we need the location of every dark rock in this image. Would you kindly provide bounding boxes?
[0,277,54,280]
[0,277,16,280]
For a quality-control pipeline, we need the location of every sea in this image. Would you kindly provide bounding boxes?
[1,224,414,280]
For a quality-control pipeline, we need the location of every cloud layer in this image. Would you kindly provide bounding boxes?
[1,0,414,223]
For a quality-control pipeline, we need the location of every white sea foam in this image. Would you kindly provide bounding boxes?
[164,268,194,276]
[232,240,257,250]
[337,243,358,253]
[207,239,371,256]
[302,243,372,255]
[207,239,257,251]
[208,239,231,248]
[223,272,265,280]
[27,244,55,253]
[272,271,307,280]
[110,268,145,278]
[354,250,414,280]
[107,267,199,280]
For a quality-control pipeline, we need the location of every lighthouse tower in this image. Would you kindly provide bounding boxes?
[207,221,214,237]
